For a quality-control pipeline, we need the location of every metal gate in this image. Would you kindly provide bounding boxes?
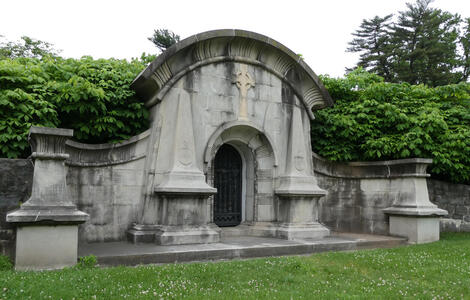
[213,144,242,227]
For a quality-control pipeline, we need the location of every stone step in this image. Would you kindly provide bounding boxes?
[79,233,407,267]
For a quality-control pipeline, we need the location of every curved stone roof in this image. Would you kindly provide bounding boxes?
[131,29,334,114]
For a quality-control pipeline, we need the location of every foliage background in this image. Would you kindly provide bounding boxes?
[0,55,150,158]
[0,45,468,184]
[347,0,470,86]
[312,69,470,184]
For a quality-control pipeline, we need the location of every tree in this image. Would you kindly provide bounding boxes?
[461,18,470,82]
[392,0,461,86]
[347,15,395,81]
[0,35,60,59]
[148,29,180,52]
[347,0,466,86]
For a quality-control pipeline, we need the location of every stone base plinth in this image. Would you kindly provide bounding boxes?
[276,223,330,240]
[155,225,220,245]
[127,225,160,243]
[15,225,79,270]
[389,216,441,244]
[128,224,221,245]
[248,222,278,237]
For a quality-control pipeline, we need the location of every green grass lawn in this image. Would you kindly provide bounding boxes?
[1,233,469,299]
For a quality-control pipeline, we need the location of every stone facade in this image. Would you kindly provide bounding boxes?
[127,30,333,244]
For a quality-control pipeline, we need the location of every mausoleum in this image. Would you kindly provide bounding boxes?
[4,30,449,270]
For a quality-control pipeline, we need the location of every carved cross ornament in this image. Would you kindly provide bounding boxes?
[233,64,255,120]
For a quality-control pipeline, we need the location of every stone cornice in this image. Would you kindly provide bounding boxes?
[131,29,334,119]
[312,152,433,179]
[65,129,150,167]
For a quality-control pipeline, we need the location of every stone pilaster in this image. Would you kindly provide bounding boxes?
[275,106,329,240]
[128,91,219,245]
[383,159,447,243]
[6,127,88,270]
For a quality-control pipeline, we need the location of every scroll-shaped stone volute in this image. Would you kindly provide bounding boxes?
[7,126,89,224]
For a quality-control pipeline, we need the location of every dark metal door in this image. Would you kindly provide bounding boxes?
[214,144,242,227]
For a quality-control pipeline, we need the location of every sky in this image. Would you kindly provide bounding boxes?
[1,0,469,78]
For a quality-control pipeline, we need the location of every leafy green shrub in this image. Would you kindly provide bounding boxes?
[312,69,470,184]
[76,255,97,269]
[0,255,13,271]
[0,58,59,158]
[0,56,149,158]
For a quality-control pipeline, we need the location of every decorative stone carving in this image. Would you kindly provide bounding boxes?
[233,64,255,121]
[131,30,334,115]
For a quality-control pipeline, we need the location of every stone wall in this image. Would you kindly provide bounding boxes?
[65,130,150,243]
[67,160,146,243]
[0,159,34,256]
[0,130,149,257]
[313,155,405,235]
[428,179,470,232]
[313,154,451,235]
[1,153,469,252]
[316,174,391,235]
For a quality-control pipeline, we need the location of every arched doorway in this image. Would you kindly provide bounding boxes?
[213,144,242,227]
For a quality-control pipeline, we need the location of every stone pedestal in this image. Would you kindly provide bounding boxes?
[128,86,220,245]
[276,190,329,240]
[388,216,441,244]
[151,192,220,245]
[6,127,88,270]
[383,160,447,244]
[15,225,79,270]
[274,105,329,240]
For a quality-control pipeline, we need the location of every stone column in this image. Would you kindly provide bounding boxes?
[6,127,88,270]
[275,106,329,240]
[383,159,447,243]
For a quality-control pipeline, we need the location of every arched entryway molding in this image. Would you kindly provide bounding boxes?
[204,120,278,225]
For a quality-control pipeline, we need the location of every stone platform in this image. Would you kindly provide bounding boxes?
[78,232,407,267]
